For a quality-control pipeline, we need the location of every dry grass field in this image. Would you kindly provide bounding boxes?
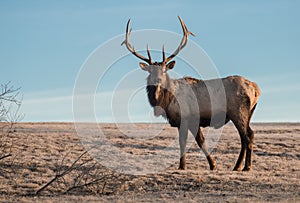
[0,122,299,202]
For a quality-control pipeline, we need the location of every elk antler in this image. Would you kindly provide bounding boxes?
[122,16,194,65]
[121,19,153,65]
[162,16,195,64]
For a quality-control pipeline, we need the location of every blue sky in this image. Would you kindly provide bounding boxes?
[0,0,299,122]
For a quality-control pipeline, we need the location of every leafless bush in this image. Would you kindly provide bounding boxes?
[0,82,22,162]
[35,148,118,196]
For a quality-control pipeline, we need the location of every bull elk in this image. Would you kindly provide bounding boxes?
[122,16,260,171]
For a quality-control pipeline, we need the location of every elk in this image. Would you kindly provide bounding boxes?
[122,17,260,171]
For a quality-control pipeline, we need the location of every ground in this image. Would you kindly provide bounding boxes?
[0,122,299,202]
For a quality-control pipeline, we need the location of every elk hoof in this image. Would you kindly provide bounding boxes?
[233,167,242,171]
[210,164,217,171]
[178,165,186,170]
[242,166,251,171]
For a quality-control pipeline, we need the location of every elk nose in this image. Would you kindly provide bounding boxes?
[156,79,162,84]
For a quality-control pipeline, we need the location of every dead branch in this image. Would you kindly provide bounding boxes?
[0,82,21,104]
[35,150,90,195]
[0,154,12,161]
[64,176,106,194]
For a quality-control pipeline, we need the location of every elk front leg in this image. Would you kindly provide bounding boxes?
[189,122,217,171]
[178,120,188,170]
[195,128,217,170]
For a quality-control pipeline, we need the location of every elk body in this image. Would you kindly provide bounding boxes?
[122,17,261,171]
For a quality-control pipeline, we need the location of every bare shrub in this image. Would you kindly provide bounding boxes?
[35,148,118,196]
[0,82,22,162]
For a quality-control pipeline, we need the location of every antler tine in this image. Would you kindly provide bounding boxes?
[162,45,166,63]
[121,19,131,46]
[164,16,195,64]
[147,44,153,64]
[121,19,153,64]
[178,16,195,37]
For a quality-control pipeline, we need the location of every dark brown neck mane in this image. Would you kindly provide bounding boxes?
[146,75,174,116]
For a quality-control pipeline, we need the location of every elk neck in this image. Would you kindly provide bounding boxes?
[146,74,175,112]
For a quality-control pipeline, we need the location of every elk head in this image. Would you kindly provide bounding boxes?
[122,16,194,115]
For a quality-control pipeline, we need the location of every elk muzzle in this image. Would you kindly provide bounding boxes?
[155,84,161,101]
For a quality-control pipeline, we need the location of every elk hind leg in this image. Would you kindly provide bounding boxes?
[232,105,254,171]
[243,126,254,171]
[233,133,246,171]
[231,113,249,171]
[243,104,257,171]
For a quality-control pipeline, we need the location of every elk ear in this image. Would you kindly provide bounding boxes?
[139,62,149,71]
[166,61,176,70]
